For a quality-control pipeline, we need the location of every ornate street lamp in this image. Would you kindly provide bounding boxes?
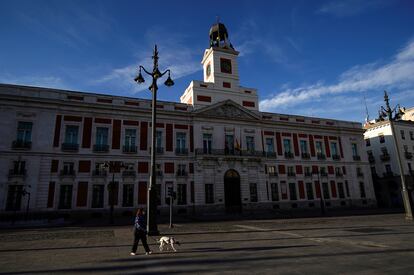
[134,45,174,235]
[313,168,326,216]
[103,161,126,224]
[378,91,413,220]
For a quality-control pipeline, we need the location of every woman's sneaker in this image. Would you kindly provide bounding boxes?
[130,252,136,256]
[145,251,152,255]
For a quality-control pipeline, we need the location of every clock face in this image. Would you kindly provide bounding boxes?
[206,64,211,77]
[220,58,232,74]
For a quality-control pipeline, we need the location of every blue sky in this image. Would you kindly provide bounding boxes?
[1,0,414,122]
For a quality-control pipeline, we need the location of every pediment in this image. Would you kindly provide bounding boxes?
[195,100,260,121]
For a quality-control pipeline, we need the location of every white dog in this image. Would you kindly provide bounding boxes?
[158,236,181,252]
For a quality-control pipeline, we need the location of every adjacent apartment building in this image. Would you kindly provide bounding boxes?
[0,23,375,217]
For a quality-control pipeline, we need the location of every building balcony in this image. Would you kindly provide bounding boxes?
[123,145,137,153]
[357,172,364,177]
[11,140,32,150]
[8,169,26,178]
[284,152,294,159]
[242,150,265,157]
[383,171,395,178]
[301,153,311,159]
[353,155,361,161]
[405,152,413,160]
[60,169,75,177]
[317,153,326,160]
[332,154,340,161]
[122,170,136,177]
[156,171,163,177]
[320,172,328,177]
[265,151,277,158]
[368,155,375,163]
[176,170,188,177]
[92,170,107,177]
[93,144,109,153]
[287,172,296,177]
[335,172,344,177]
[380,154,390,161]
[175,148,188,155]
[61,143,79,152]
[268,172,278,177]
[304,172,312,177]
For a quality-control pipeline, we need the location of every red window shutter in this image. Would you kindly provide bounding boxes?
[189,163,194,174]
[278,165,286,174]
[47,182,55,208]
[138,182,147,204]
[330,181,337,198]
[314,181,321,198]
[138,162,149,173]
[242,101,255,107]
[275,132,283,155]
[223,82,231,88]
[53,115,62,147]
[190,126,194,152]
[76,182,88,207]
[140,122,148,150]
[296,165,303,174]
[293,133,300,156]
[165,163,174,174]
[78,160,91,173]
[324,136,331,157]
[298,181,305,199]
[51,160,59,173]
[82,117,92,148]
[309,134,315,157]
[197,95,211,102]
[166,124,173,151]
[328,166,334,174]
[112,119,121,149]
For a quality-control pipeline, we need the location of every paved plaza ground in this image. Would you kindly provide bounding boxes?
[1,213,414,274]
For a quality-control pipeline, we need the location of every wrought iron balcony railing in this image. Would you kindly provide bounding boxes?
[176,170,188,177]
[332,154,340,161]
[92,170,107,177]
[8,169,27,177]
[353,155,361,161]
[12,140,32,150]
[265,151,277,158]
[175,148,188,155]
[123,145,137,153]
[304,172,312,177]
[60,169,75,177]
[380,154,390,161]
[122,170,136,177]
[301,153,311,159]
[287,172,296,177]
[268,172,278,177]
[93,144,109,152]
[61,143,79,152]
[284,152,294,159]
[317,153,326,160]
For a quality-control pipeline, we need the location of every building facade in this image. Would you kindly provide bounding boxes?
[0,23,375,217]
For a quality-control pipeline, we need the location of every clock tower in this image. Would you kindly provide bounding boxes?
[180,22,258,110]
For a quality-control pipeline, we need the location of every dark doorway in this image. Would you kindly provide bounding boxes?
[224,169,241,213]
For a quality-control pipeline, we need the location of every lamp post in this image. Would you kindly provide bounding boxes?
[103,161,125,224]
[314,168,326,216]
[134,45,174,235]
[379,91,413,220]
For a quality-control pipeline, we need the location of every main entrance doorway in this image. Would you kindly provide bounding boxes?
[224,169,241,213]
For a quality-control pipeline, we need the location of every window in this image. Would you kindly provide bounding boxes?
[249,183,258,202]
[306,182,314,200]
[122,184,134,207]
[359,182,366,198]
[205,184,214,204]
[330,142,338,156]
[365,139,371,146]
[156,130,163,149]
[287,166,295,176]
[92,185,104,208]
[96,127,108,145]
[379,134,385,143]
[270,183,279,201]
[385,164,392,173]
[65,125,79,144]
[338,182,345,199]
[315,141,323,154]
[176,132,186,151]
[220,58,232,74]
[177,164,187,176]
[225,135,234,154]
[177,184,187,205]
[12,160,26,175]
[322,182,330,199]
[125,129,136,147]
[401,130,405,140]
[335,167,342,175]
[345,181,350,197]
[410,131,414,140]
[6,185,23,211]
[246,136,255,152]
[351,143,358,157]
[16,121,32,143]
[58,185,73,209]
[289,182,297,200]
[304,166,312,176]
[404,145,408,152]
[266,138,274,153]
[267,165,277,175]
[203,133,212,154]
[283,139,292,153]
[320,167,327,176]
[62,162,74,175]
[300,140,308,153]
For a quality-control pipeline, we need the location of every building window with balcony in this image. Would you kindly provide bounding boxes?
[352,143,360,160]
[306,182,314,200]
[13,121,32,149]
[246,136,255,153]
[284,139,293,158]
[304,167,312,177]
[249,183,258,202]
[63,125,79,151]
[401,130,405,140]
[156,130,163,153]
[61,162,75,176]
[10,161,26,176]
[176,132,187,155]
[92,185,104,208]
[287,166,295,177]
[177,164,187,176]
[365,138,371,146]
[359,182,366,198]
[93,163,106,177]
[410,131,414,140]
[338,182,345,199]
[320,167,328,177]
[379,134,385,143]
[6,185,23,211]
[270,183,279,201]
[322,182,330,199]
[267,165,277,176]
[58,185,73,209]
[266,138,275,155]
[367,151,375,163]
[316,141,325,159]
[357,167,364,177]
[289,182,297,200]
[203,133,212,154]
[205,184,214,204]
[335,167,342,177]
[124,129,137,153]
[300,140,310,159]
[225,134,234,155]
[380,147,390,161]
[331,142,339,159]
[122,184,134,207]
[94,127,109,152]
[177,184,187,205]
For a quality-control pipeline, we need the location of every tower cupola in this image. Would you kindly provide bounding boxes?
[209,22,234,50]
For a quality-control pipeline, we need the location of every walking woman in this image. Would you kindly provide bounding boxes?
[130,208,152,255]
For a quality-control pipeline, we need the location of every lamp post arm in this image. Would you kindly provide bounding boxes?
[160,69,171,78]
[140,65,153,76]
